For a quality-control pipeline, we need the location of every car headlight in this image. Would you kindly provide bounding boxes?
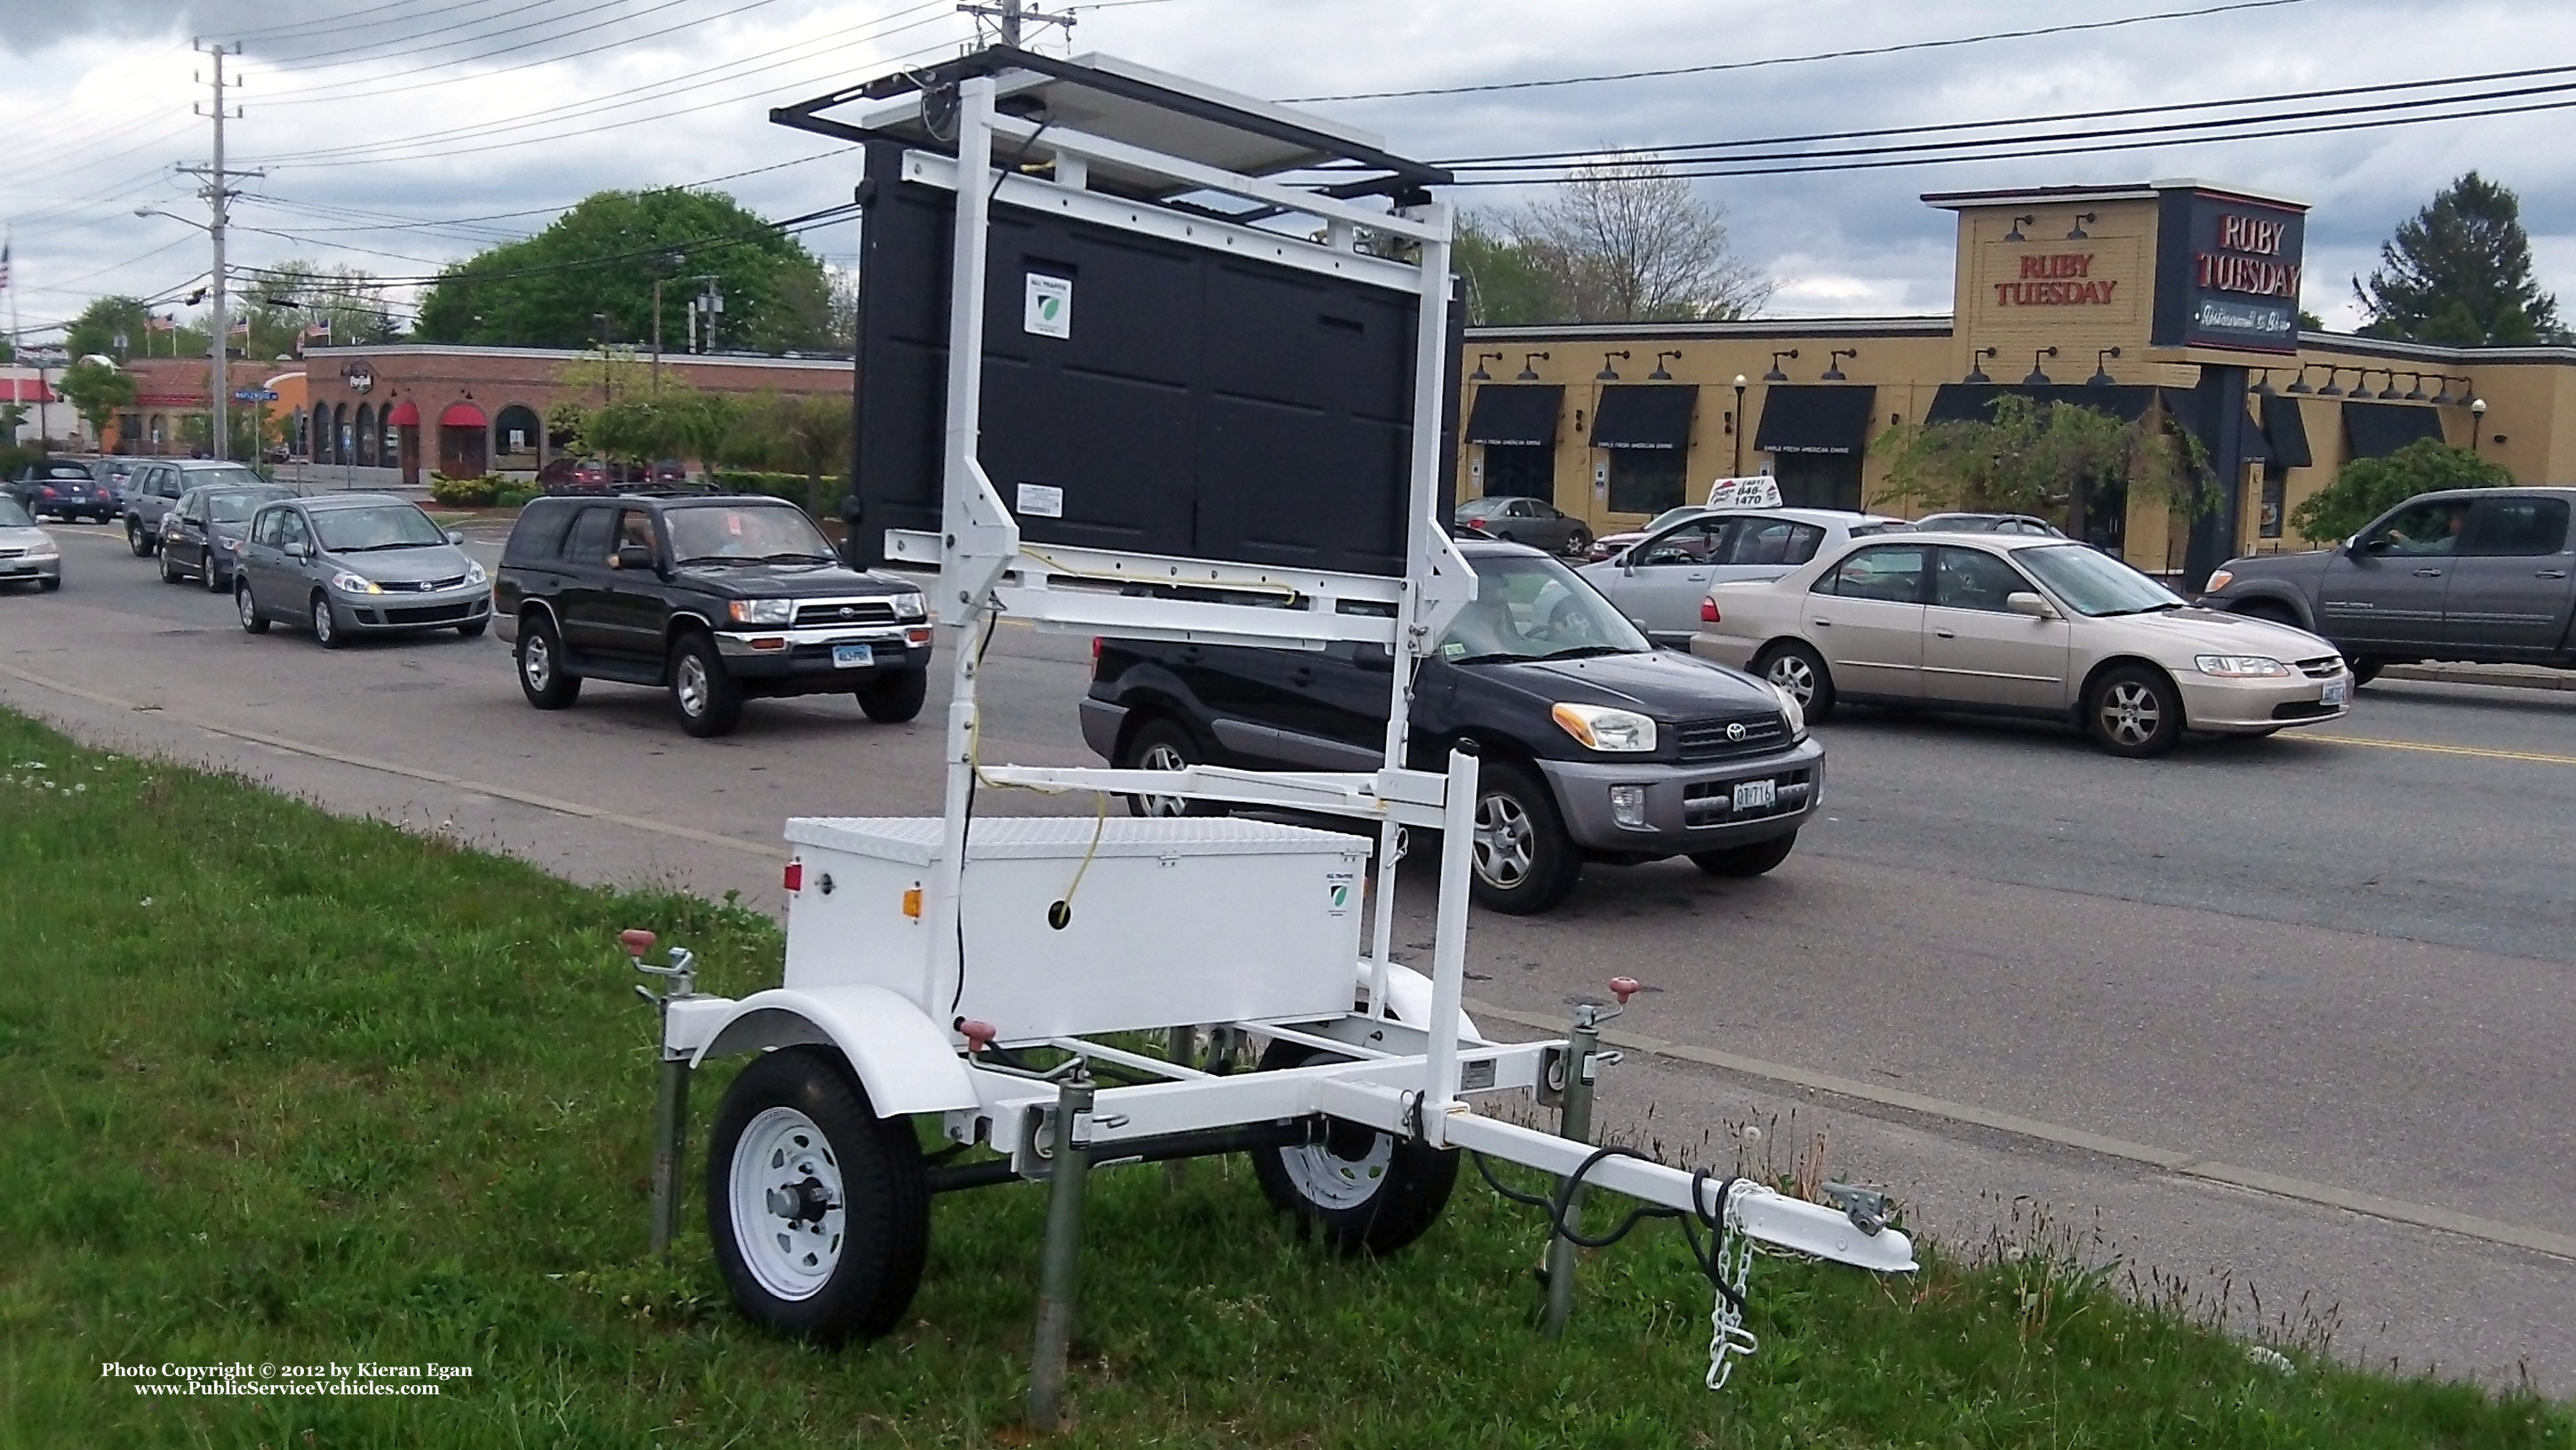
[26,541,59,559]
[2195,654,2289,677]
[1771,682,1806,738]
[464,561,488,587]
[727,598,795,625]
[1551,701,1657,752]
[2204,568,2235,592]
[214,533,243,549]
[329,571,382,595]
[892,590,927,621]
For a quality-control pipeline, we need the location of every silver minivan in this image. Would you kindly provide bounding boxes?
[235,493,490,647]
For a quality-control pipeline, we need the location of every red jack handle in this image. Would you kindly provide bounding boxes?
[620,928,657,958]
[957,1020,999,1053]
[1608,976,1641,1005]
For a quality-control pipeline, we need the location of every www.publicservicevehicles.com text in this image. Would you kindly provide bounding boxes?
[101,1362,471,1398]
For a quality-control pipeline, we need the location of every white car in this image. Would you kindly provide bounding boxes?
[1690,532,2351,757]
[1580,506,1910,647]
[0,495,63,591]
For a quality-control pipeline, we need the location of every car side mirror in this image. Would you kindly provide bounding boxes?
[614,542,657,573]
[292,541,315,561]
[447,529,467,546]
[2004,591,2058,620]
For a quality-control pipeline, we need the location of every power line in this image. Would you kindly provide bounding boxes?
[252,0,796,105]
[251,0,604,69]
[1280,0,2325,103]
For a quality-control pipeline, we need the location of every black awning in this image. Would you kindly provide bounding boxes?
[2342,401,2445,460]
[2244,406,2276,466]
[2260,393,2312,469]
[1924,382,2158,427]
[1753,384,1877,455]
[1463,384,1563,447]
[1590,384,1699,449]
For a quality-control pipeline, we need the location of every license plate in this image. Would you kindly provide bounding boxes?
[1732,779,1777,811]
[2322,677,2348,708]
[831,643,876,669]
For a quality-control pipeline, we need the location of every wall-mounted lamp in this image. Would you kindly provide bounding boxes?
[1649,348,1682,381]
[2317,367,2346,397]
[1596,349,1629,381]
[2004,213,2035,243]
[2285,364,2317,395]
[1964,346,1998,384]
[1764,348,1797,381]
[1822,347,1856,381]
[2429,374,2456,405]
[2087,346,2121,388]
[1516,350,1548,381]
[2403,371,2428,402]
[2252,369,2274,397]
[2025,346,2059,387]
[2067,212,2097,240]
[1469,350,1501,381]
[2377,369,2405,400]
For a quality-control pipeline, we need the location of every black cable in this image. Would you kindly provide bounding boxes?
[948,608,1004,1021]
[1473,1150,1748,1314]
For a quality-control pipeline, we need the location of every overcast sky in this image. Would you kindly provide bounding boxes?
[5,0,2571,343]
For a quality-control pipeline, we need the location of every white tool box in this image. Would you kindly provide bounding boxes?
[783,815,1372,1040]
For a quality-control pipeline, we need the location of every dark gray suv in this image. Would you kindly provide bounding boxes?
[2200,487,2576,682]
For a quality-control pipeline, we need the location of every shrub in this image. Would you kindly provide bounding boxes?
[427,473,502,508]
[2289,437,2510,543]
[492,487,537,509]
[708,469,842,505]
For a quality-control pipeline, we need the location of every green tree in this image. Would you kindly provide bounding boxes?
[412,189,834,352]
[238,260,401,356]
[1871,394,2206,529]
[2355,172,2566,345]
[749,393,852,514]
[2288,437,2509,543]
[66,296,156,362]
[56,358,137,442]
[1453,215,1560,325]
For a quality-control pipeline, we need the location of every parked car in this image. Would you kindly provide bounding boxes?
[1452,495,1592,556]
[1691,532,2348,757]
[1579,506,1911,646]
[5,459,116,523]
[124,458,269,555]
[2198,487,2576,685]
[1084,539,1821,914]
[1584,505,1708,562]
[234,493,491,647]
[492,493,932,737]
[0,496,62,591]
[89,458,137,514]
[536,455,647,493]
[1909,511,2066,536]
[156,483,298,591]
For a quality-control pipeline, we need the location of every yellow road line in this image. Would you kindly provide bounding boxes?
[2301,733,2576,768]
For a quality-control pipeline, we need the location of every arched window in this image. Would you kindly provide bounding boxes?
[148,414,167,447]
[332,404,350,463]
[355,404,377,467]
[493,404,542,463]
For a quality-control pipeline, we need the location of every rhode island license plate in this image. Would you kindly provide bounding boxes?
[1732,779,1777,812]
[831,643,875,669]
[2322,677,2348,707]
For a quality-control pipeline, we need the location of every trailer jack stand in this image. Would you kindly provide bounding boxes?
[626,929,699,1260]
[1028,1069,1097,1431]
[1541,978,1633,1336]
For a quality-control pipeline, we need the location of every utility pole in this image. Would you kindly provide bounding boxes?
[956,0,1071,48]
[179,40,259,462]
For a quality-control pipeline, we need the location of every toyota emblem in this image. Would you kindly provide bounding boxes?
[837,606,856,619]
[1725,721,1748,741]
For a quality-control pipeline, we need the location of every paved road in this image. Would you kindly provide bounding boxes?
[6,519,2572,1391]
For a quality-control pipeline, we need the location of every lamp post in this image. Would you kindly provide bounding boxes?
[1732,373,1748,476]
[648,252,684,392]
[2471,397,2488,453]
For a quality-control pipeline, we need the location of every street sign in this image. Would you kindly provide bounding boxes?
[233,388,280,402]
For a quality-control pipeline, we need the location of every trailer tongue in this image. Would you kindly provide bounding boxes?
[629,44,1915,1430]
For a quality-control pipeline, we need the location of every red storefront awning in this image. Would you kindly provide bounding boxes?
[438,402,486,428]
[386,400,420,426]
[2,378,57,404]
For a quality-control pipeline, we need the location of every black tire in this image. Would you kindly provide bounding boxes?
[1117,714,1222,818]
[127,517,155,557]
[203,557,228,593]
[310,592,346,650]
[668,630,743,737]
[1466,758,1580,915]
[1755,641,1836,723]
[2348,656,2384,686]
[705,1046,929,1344]
[236,581,268,634]
[1691,830,1798,878]
[457,617,488,638]
[1563,526,1592,557]
[1250,1038,1459,1256]
[157,548,182,584]
[516,613,582,709]
[37,577,60,593]
[856,667,927,724]
[2087,663,2182,757]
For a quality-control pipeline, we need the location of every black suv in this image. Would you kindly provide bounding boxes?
[1083,539,1824,914]
[493,494,933,737]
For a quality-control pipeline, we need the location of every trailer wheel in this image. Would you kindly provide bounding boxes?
[1249,1039,1458,1255]
[705,1047,928,1344]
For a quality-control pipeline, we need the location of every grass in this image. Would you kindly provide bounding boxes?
[0,705,2566,1448]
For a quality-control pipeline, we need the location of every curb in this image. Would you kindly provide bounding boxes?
[2380,664,2576,693]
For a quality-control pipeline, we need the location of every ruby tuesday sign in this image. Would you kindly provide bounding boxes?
[2151,188,2308,354]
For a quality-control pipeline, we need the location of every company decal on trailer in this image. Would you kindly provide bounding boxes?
[1325,870,1356,917]
[1025,273,1072,338]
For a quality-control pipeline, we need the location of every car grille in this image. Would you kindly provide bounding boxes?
[0,549,20,559]
[2293,655,2343,678]
[381,574,470,592]
[793,598,896,629]
[1674,713,1788,761]
[2270,700,2340,721]
[1683,768,1815,827]
[381,603,476,625]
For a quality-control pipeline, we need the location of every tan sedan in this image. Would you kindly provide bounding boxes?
[1689,532,2350,756]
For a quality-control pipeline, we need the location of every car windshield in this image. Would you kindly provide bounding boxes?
[187,465,266,490]
[666,504,834,564]
[2017,544,2184,617]
[315,503,448,552]
[0,498,33,527]
[1643,507,1704,532]
[1454,498,1508,519]
[1440,552,1651,663]
[208,490,287,524]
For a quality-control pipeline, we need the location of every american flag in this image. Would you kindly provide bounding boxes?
[0,240,11,293]
[147,313,176,332]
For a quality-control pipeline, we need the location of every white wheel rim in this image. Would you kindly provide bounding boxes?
[676,655,709,715]
[729,1106,846,1302]
[238,588,257,628]
[1277,1127,1393,1211]
[1474,790,1533,888]
[524,635,552,690]
[313,600,333,642]
[1768,654,1816,705]
[2101,681,2160,745]
[1138,741,1189,816]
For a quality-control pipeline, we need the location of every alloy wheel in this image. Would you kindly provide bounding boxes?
[1137,741,1190,817]
[676,654,711,718]
[1473,789,1534,888]
[2099,680,2161,748]
[523,634,554,692]
[1767,653,1818,706]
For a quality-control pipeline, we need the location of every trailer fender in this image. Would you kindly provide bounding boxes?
[689,984,977,1118]
[1358,960,1486,1045]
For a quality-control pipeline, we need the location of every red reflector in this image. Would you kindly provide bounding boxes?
[1092,637,1102,662]
[750,637,786,651]
[1700,598,1720,622]
[784,860,804,892]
